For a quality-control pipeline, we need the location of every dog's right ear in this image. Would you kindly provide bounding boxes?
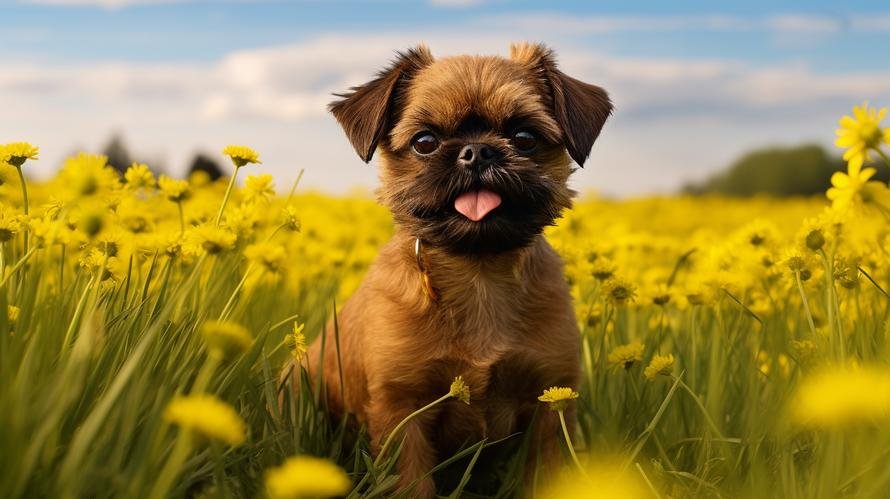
[329,45,433,163]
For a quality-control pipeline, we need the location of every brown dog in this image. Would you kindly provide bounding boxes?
[305,42,611,496]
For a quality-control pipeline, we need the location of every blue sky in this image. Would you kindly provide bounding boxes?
[2,0,890,195]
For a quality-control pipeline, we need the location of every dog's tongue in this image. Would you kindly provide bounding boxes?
[454,190,502,222]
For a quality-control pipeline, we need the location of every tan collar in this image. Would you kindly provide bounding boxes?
[414,238,438,302]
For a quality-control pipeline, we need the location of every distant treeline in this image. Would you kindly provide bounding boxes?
[100,133,225,181]
[683,144,890,197]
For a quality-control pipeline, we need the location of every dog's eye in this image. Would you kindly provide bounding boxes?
[511,130,537,153]
[411,132,439,155]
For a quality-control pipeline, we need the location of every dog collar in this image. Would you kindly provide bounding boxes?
[414,238,438,302]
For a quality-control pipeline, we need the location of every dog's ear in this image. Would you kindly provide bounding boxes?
[510,42,612,167]
[329,45,434,163]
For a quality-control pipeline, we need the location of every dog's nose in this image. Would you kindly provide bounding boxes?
[457,144,498,169]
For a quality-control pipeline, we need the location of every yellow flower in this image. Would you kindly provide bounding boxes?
[222,145,261,168]
[224,203,262,238]
[265,456,350,499]
[79,249,123,282]
[201,320,252,358]
[643,353,675,381]
[290,322,307,359]
[0,205,21,242]
[603,276,637,306]
[449,375,471,404]
[7,305,21,326]
[835,102,888,170]
[280,205,301,232]
[243,174,275,205]
[1,142,39,167]
[542,460,649,499]
[124,163,155,190]
[244,242,287,275]
[791,366,890,427]
[116,198,153,234]
[29,216,71,248]
[538,386,579,411]
[608,341,645,370]
[591,258,616,281]
[826,163,888,211]
[158,175,192,203]
[164,394,246,446]
[185,224,237,255]
[58,152,120,198]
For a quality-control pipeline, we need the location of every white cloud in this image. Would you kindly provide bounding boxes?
[3,31,889,196]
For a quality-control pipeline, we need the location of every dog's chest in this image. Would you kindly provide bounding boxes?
[434,272,531,362]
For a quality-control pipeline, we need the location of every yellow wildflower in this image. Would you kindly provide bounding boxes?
[608,341,645,369]
[0,205,21,242]
[826,162,890,212]
[58,153,120,197]
[244,242,287,277]
[591,258,616,281]
[290,322,307,359]
[835,102,888,170]
[791,366,890,427]
[185,224,237,255]
[224,203,262,238]
[79,249,123,282]
[158,175,192,203]
[222,145,261,168]
[201,320,252,359]
[116,198,153,234]
[124,163,155,190]
[7,305,21,326]
[538,386,579,411]
[542,460,648,499]
[1,142,39,167]
[603,276,637,306]
[164,394,246,446]
[450,376,471,404]
[29,216,71,247]
[280,205,301,232]
[265,456,350,499]
[243,174,275,205]
[643,353,675,381]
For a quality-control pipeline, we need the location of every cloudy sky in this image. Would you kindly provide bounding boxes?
[2,0,889,196]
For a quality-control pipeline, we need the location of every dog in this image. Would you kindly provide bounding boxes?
[304,42,611,497]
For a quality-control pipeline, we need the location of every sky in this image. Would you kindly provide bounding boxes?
[2,0,890,196]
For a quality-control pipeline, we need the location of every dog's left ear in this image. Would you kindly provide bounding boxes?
[329,45,434,163]
[510,42,612,167]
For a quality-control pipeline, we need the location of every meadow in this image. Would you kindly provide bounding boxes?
[1,104,889,498]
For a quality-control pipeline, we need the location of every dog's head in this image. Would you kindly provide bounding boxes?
[329,43,611,254]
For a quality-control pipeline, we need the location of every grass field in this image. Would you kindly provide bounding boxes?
[1,104,889,498]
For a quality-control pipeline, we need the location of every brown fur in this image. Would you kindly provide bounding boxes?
[303,42,611,497]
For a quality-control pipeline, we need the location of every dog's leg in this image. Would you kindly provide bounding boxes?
[368,398,438,498]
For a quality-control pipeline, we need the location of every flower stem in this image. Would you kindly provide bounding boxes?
[215,168,240,226]
[794,271,818,337]
[557,409,586,475]
[177,202,186,236]
[0,247,36,288]
[15,165,29,254]
[219,263,254,321]
[374,392,452,467]
[876,148,890,171]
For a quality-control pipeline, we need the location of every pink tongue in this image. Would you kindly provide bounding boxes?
[454,190,502,222]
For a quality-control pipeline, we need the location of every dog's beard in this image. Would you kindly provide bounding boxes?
[385,153,573,254]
